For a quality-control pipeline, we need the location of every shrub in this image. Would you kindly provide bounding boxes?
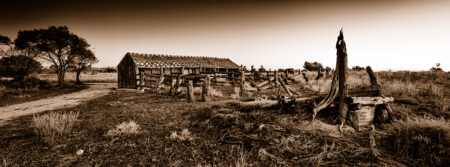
[32,111,79,144]
[107,120,140,136]
[0,55,42,81]
[303,61,323,71]
[381,117,449,166]
[38,79,52,89]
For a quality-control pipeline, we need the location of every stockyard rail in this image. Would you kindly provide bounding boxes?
[119,31,393,133]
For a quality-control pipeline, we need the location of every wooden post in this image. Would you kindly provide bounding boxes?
[274,71,279,88]
[366,66,379,88]
[366,66,392,121]
[156,67,165,93]
[225,68,229,82]
[175,66,185,94]
[315,70,323,80]
[202,75,210,102]
[213,68,217,84]
[187,80,194,102]
[231,72,235,85]
[240,70,247,97]
[337,30,349,125]
[325,68,330,77]
[267,71,271,88]
[139,69,144,90]
[169,77,176,95]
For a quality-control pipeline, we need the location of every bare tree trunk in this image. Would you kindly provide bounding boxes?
[75,70,82,84]
[57,69,65,86]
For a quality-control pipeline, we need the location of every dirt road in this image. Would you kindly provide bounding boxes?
[0,83,115,124]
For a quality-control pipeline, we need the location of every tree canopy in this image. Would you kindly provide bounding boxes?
[15,26,94,84]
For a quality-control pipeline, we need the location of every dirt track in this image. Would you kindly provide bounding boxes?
[0,83,115,124]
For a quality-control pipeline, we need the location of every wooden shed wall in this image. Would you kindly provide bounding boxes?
[117,54,137,88]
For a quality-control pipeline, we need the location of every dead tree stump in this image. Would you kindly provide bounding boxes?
[337,30,349,125]
[202,75,210,102]
[187,80,194,102]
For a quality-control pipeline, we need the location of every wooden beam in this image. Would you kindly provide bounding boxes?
[278,75,292,96]
[347,97,394,105]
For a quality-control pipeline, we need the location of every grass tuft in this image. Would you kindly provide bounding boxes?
[31,111,79,144]
[107,120,140,136]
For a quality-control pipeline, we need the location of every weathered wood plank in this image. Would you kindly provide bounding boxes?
[347,97,394,105]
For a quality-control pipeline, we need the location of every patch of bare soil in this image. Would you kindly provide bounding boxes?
[0,83,115,124]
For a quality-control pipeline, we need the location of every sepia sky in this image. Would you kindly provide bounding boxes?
[1,0,449,71]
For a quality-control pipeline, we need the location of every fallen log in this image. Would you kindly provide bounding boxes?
[232,86,382,111]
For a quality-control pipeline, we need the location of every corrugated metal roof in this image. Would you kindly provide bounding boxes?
[127,52,240,69]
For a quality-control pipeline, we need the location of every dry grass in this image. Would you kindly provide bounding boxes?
[31,111,79,144]
[170,129,194,141]
[106,120,140,136]
[1,71,448,166]
[38,72,117,83]
[380,117,450,166]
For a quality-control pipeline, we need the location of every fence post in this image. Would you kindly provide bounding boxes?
[274,71,279,88]
[139,69,144,90]
[156,67,165,93]
[169,77,176,95]
[202,75,210,102]
[187,80,194,103]
[240,70,247,97]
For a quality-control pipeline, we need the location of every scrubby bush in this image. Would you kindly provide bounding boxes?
[32,111,79,144]
[351,66,365,71]
[0,55,42,81]
[303,61,323,71]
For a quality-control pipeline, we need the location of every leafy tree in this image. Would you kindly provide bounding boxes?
[0,35,14,58]
[71,49,98,84]
[17,26,92,85]
[351,66,365,71]
[430,63,443,72]
[0,55,42,81]
[303,61,323,71]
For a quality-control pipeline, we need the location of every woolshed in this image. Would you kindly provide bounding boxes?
[117,52,240,88]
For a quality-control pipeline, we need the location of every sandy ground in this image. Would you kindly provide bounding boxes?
[0,83,116,124]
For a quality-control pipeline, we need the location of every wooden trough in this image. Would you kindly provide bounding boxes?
[347,97,394,130]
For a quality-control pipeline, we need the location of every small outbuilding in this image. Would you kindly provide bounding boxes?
[117,52,240,88]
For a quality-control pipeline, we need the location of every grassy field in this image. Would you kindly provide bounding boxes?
[0,71,448,166]
[38,72,117,83]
